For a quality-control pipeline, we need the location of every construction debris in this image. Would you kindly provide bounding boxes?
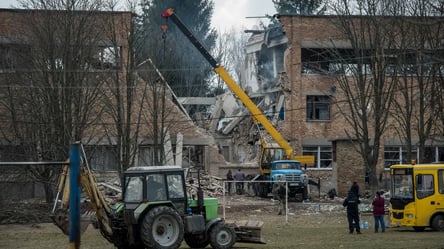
[186,168,227,198]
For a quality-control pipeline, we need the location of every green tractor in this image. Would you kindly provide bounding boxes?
[105,166,264,249]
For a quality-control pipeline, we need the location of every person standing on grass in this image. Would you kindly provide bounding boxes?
[274,175,287,215]
[343,180,361,234]
[372,191,386,233]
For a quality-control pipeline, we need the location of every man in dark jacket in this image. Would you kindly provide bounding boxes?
[343,182,361,234]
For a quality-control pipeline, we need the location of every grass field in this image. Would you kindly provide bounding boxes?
[1,209,443,249]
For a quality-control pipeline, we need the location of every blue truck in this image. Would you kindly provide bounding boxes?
[269,160,309,200]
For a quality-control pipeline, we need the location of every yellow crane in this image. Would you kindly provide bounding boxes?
[162,8,314,198]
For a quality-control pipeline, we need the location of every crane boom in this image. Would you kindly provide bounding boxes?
[161,8,294,159]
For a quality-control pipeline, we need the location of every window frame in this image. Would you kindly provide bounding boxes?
[302,145,333,169]
[384,146,417,169]
[306,95,331,121]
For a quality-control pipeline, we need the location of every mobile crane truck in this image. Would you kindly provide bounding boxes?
[52,151,265,249]
[161,8,315,200]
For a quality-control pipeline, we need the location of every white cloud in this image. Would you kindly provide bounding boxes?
[212,0,276,31]
[0,0,276,31]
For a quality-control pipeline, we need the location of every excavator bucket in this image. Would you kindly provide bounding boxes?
[231,220,266,244]
[51,208,94,235]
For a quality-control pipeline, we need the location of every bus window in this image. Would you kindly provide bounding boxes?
[392,174,413,199]
[439,170,444,194]
[416,174,434,199]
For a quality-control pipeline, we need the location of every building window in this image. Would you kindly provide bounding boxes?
[0,45,30,72]
[91,46,121,70]
[424,146,444,163]
[303,146,333,169]
[138,145,205,168]
[384,146,417,168]
[85,145,118,171]
[0,46,15,70]
[329,63,372,76]
[182,145,205,168]
[306,95,330,121]
[138,145,158,166]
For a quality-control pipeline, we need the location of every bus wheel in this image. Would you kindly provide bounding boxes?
[431,215,444,231]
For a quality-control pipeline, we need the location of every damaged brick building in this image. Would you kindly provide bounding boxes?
[2,7,444,201]
[227,14,444,195]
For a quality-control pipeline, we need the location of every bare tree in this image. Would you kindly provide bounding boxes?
[211,27,249,94]
[0,0,114,202]
[329,0,397,188]
[387,0,444,163]
[93,1,144,175]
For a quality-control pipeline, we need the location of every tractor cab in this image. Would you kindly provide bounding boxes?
[122,166,188,215]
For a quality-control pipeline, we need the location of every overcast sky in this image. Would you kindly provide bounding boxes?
[0,0,276,31]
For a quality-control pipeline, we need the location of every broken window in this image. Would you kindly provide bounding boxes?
[329,63,371,76]
[306,95,330,121]
[182,145,205,168]
[302,146,332,168]
[301,48,330,74]
[90,46,121,70]
[302,48,375,76]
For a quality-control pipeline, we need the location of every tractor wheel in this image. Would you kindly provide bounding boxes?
[431,214,444,231]
[184,233,210,248]
[209,223,236,249]
[140,206,184,249]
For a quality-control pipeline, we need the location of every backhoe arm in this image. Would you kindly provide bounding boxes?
[52,162,113,236]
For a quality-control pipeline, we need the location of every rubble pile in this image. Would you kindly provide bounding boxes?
[186,169,226,198]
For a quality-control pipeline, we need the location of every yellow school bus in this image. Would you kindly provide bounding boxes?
[390,163,444,231]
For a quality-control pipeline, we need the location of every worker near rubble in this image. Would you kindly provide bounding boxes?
[372,191,385,233]
[343,180,361,234]
[273,175,287,215]
[226,170,234,195]
[234,168,245,194]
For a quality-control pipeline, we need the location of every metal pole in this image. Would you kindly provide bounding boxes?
[285,181,288,224]
[223,181,226,220]
[69,143,81,249]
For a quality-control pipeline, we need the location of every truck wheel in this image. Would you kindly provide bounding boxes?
[209,223,236,249]
[184,234,209,248]
[140,206,184,249]
[431,214,444,231]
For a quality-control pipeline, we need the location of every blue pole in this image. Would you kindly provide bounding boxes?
[69,143,81,249]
